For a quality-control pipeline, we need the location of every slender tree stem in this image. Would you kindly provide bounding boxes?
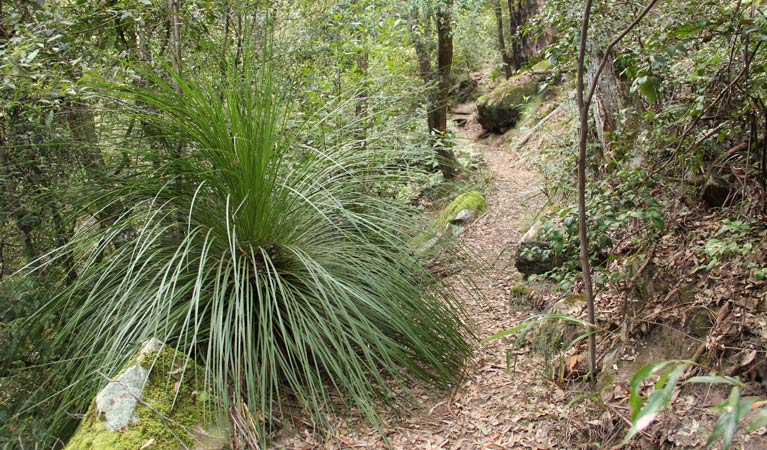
[169,0,182,84]
[576,0,597,389]
[578,0,661,387]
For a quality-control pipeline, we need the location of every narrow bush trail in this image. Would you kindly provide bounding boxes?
[349,108,588,449]
[276,100,595,449]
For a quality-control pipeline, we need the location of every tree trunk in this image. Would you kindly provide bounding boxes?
[65,100,129,230]
[507,0,539,70]
[576,0,598,389]
[577,0,661,386]
[410,4,457,179]
[65,101,108,180]
[411,7,434,82]
[433,0,457,178]
[586,50,628,169]
[493,0,513,78]
[169,0,182,83]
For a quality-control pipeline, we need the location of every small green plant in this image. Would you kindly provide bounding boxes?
[519,242,556,263]
[697,220,755,271]
[481,313,596,379]
[626,360,767,449]
[530,167,666,290]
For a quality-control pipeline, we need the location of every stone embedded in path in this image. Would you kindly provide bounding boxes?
[452,209,477,225]
[439,191,488,228]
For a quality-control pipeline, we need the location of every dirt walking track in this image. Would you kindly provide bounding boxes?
[276,101,593,449]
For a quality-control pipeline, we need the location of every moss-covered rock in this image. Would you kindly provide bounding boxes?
[476,74,539,133]
[531,294,588,353]
[65,340,227,450]
[439,191,488,229]
[530,59,552,73]
[413,191,488,253]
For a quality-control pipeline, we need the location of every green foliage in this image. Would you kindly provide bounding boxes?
[697,220,756,271]
[625,361,767,448]
[531,166,665,290]
[753,266,767,281]
[626,361,689,440]
[630,75,662,105]
[20,59,473,446]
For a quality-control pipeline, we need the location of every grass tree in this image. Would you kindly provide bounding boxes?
[28,57,474,444]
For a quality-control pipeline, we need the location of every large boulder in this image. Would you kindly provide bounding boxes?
[476,74,539,133]
[65,339,227,450]
[702,169,740,208]
[514,220,565,276]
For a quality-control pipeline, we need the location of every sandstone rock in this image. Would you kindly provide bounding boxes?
[65,340,227,450]
[476,74,539,133]
[452,209,476,225]
[514,221,564,276]
[702,171,739,208]
[514,241,561,275]
[94,339,160,432]
[416,192,488,252]
[439,191,488,228]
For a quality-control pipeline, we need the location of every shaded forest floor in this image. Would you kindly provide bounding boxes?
[274,91,602,449]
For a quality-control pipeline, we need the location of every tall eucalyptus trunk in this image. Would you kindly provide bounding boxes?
[410,1,457,179]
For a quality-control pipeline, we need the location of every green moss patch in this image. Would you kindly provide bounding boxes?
[65,345,224,450]
[411,191,489,252]
[438,191,488,228]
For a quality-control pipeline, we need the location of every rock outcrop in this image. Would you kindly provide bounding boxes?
[514,220,565,276]
[476,74,539,133]
[65,339,227,450]
[702,170,740,208]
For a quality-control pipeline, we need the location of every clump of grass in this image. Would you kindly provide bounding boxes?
[27,56,474,445]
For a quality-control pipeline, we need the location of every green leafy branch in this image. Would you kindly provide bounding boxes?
[626,360,767,448]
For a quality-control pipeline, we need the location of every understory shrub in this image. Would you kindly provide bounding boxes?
[22,60,474,445]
